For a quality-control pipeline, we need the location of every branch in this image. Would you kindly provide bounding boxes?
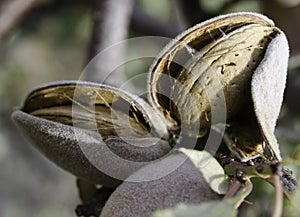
[85,0,134,85]
[0,0,39,41]
[16,0,181,40]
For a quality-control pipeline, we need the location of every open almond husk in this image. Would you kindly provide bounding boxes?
[12,12,289,189]
[148,12,288,162]
[12,81,171,186]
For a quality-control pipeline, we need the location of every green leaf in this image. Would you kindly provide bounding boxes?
[152,198,237,217]
[178,148,229,194]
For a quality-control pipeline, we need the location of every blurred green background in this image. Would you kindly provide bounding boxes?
[0,0,299,216]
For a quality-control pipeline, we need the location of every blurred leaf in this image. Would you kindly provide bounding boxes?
[200,0,228,13]
[284,180,300,217]
[138,0,171,21]
[152,198,237,217]
[292,145,300,161]
[224,0,260,13]
[178,148,229,194]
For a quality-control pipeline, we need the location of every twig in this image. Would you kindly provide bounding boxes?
[268,175,283,217]
[223,178,241,199]
[0,0,39,41]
